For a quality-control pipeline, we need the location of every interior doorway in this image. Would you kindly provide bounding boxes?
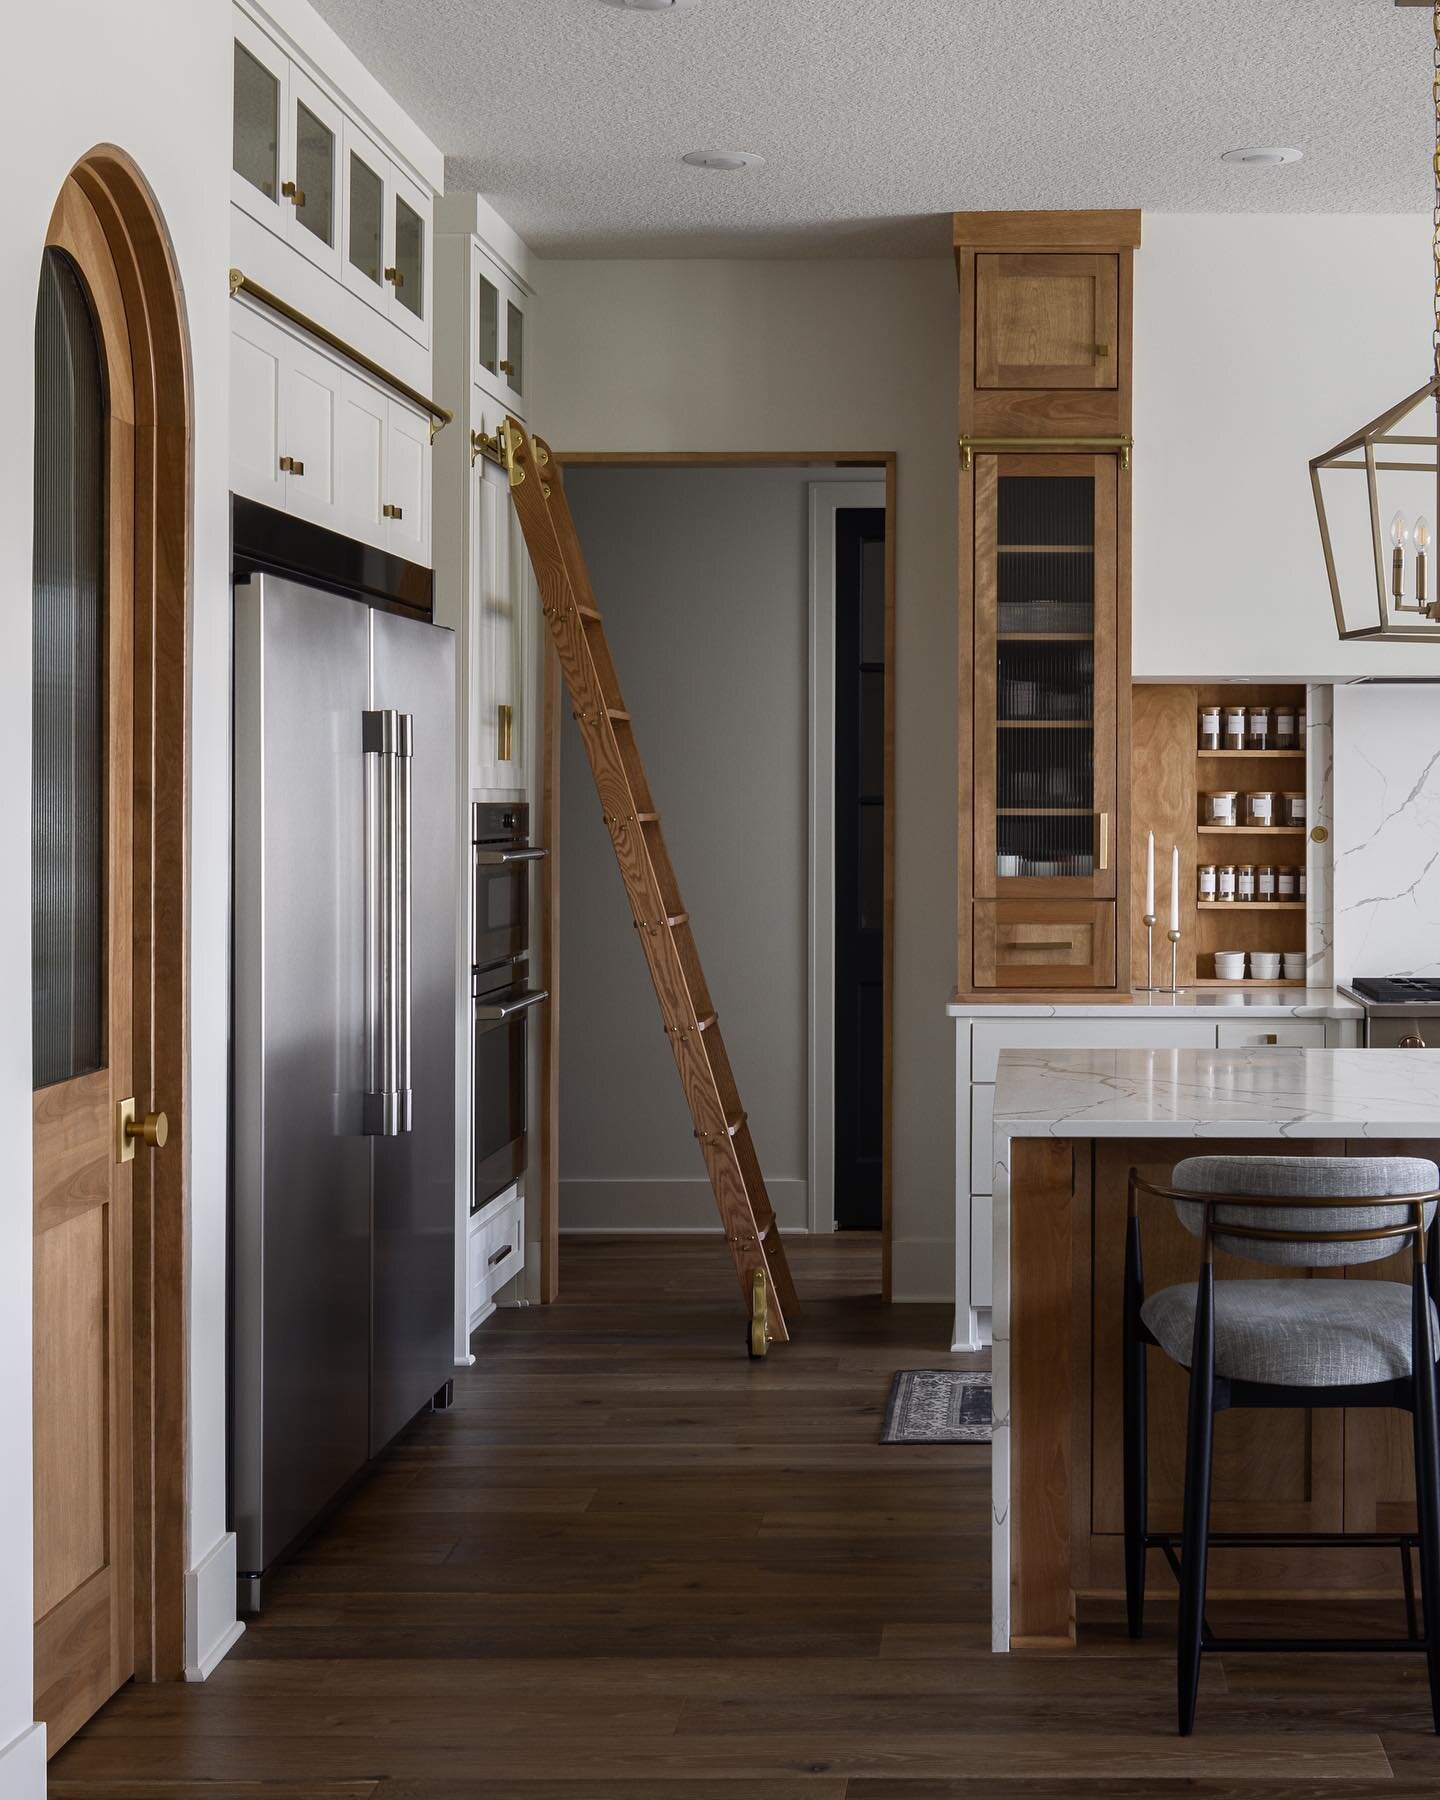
[540,452,895,1298]
[31,151,191,1754]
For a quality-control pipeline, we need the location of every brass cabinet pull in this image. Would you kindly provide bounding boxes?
[1262,1033,1279,1045]
[1097,810,1110,871]
[384,265,405,288]
[1002,940,1073,953]
[497,702,514,762]
[281,180,306,206]
[1095,342,1111,358]
[278,454,305,476]
[499,358,515,376]
[382,502,404,520]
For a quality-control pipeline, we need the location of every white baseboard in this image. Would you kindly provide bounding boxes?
[0,1722,45,1798]
[186,1530,245,1681]
[889,1235,958,1305]
[560,1177,808,1234]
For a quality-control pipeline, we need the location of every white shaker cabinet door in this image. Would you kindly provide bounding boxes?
[282,336,342,526]
[230,309,285,507]
[384,401,430,565]
[336,372,387,549]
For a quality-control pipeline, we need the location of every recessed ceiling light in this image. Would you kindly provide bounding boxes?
[1220,146,1303,166]
[598,0,700,12]
[681,148,765,172]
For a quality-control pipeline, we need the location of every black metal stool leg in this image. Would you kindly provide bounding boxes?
[1123,1214,1148,1639]
[1177,1267,1215,1737]
[1412,1270,1440,1734]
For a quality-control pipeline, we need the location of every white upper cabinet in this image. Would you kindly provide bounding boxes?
[231,299,432,566]
[231,5,433,352]
[472,243,527,417]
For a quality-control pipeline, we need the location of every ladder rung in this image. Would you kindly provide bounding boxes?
[697,1012,717,1033]
[577,604,602,622]
[636,811,659,824]
[606,707,630,722]
[667,911,688,927]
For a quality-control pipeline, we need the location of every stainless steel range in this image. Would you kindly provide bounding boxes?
[1341,978,1440,1047]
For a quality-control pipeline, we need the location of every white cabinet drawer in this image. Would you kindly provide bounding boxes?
[1215,1019,1327,1050]
[482,1193,525,1295]
[971,1191,993,1310]
[970,1018,1218,1082]
[971,1086,995,1196]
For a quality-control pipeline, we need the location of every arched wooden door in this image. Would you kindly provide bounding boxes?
[32,159,190,1755]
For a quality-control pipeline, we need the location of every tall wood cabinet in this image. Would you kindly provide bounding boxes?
[956,212,1140,996]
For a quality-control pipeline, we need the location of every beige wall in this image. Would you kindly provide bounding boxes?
[534,260,961,1300]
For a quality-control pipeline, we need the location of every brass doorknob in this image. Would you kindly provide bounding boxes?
[126,1110,169,1150]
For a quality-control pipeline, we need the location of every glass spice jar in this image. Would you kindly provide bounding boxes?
[1245,790,1277,826]
[1198,705,1222,750]
[1223,705,1247,751]
[1283,790,1306,825]
[1217,864,1238,902]
[1206,790,1239,826]
[1197,863,1217,902]
[1247,705,1271,750]
[1277,866,1298,901]
[1236,863,1257,902]
[1258,863,1277,902]
[1273,707,1297,749]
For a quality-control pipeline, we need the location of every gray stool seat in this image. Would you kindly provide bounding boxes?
[1142,1278,1440,1387]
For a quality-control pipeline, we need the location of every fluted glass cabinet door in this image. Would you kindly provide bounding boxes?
[32,249,105,1088]
[973,453,1117,901]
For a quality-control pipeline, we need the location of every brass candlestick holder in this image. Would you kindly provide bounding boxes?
[1138,912,1158,991]
[1158,927,1182,995]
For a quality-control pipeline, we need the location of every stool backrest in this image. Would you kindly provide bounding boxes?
[1170,1155,1440,1267]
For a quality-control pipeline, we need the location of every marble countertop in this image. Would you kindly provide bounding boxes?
[992,1046,1440,1140]
[948,987,1362,1021]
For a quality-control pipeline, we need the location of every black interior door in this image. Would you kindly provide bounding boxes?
[833,507,885,1231]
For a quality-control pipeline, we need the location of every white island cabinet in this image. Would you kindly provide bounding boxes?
[948,991,1364,1350]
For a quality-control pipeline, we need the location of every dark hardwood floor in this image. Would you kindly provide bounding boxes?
[49,1234,1440,1796]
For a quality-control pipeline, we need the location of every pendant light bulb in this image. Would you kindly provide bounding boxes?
[1392,510,1411,548]
[1416,516,1431,553]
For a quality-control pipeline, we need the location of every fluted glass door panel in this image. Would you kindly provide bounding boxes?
[974,457,1117,899]
[32,249,106,1090]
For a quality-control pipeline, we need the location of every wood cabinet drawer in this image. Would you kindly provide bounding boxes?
[1215,1019,1327,1050]
[973,900,1116,990]
[975,253,1119,390]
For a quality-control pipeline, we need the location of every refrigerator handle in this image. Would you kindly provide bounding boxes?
[362,710,409,1136]
[397,712,414,1133]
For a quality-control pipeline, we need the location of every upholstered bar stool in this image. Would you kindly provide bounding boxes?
[1122,1154,1440,1735]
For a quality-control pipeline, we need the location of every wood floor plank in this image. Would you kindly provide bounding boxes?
[46,1238,1434,1796]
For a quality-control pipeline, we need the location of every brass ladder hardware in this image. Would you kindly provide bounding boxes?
[229,269,453,440]
[472,428,506,468]
[959,433,1134,472]
[500,414,797,1346]
[748,1269,769,1359]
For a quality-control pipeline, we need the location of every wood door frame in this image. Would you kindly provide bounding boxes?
[39,147,192,1692]
[542,451,897,1299]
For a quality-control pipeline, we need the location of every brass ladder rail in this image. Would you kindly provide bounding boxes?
[497,417,798,1348]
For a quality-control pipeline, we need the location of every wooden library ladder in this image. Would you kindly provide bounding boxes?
[498,417,799,1351]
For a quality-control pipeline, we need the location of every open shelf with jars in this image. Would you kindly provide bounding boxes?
[1130,683,1310,990]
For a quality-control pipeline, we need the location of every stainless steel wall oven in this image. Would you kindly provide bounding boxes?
[472,803,547,1213]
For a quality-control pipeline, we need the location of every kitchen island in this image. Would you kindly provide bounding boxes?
[991,1045,1440,1652]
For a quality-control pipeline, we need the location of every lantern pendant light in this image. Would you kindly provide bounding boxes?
[1310,0,1440,640]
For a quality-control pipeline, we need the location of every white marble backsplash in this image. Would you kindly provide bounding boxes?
[1333,683,1440,982]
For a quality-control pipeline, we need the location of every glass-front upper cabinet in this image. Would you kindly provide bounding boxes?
[473,243,529,415]
[285,68,342,278]
[341,122,430,346]
[232,18,282,221]
[231,21,341,279]
[970,454,1119,988]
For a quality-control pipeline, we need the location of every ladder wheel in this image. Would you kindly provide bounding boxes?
[748,1318,768,1359]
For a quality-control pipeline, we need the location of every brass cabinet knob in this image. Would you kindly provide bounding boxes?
[281,180,306,206]
[499,358,515,376]
[127,1110,169,1150]
[384,265,405,288]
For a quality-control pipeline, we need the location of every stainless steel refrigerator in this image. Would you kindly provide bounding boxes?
[231,572,456,1610]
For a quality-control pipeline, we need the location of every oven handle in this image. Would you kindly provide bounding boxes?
[474,986,549,1021]
[475,846,549,866]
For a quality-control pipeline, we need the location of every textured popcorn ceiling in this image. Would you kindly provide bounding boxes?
[311,0,1435,256]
